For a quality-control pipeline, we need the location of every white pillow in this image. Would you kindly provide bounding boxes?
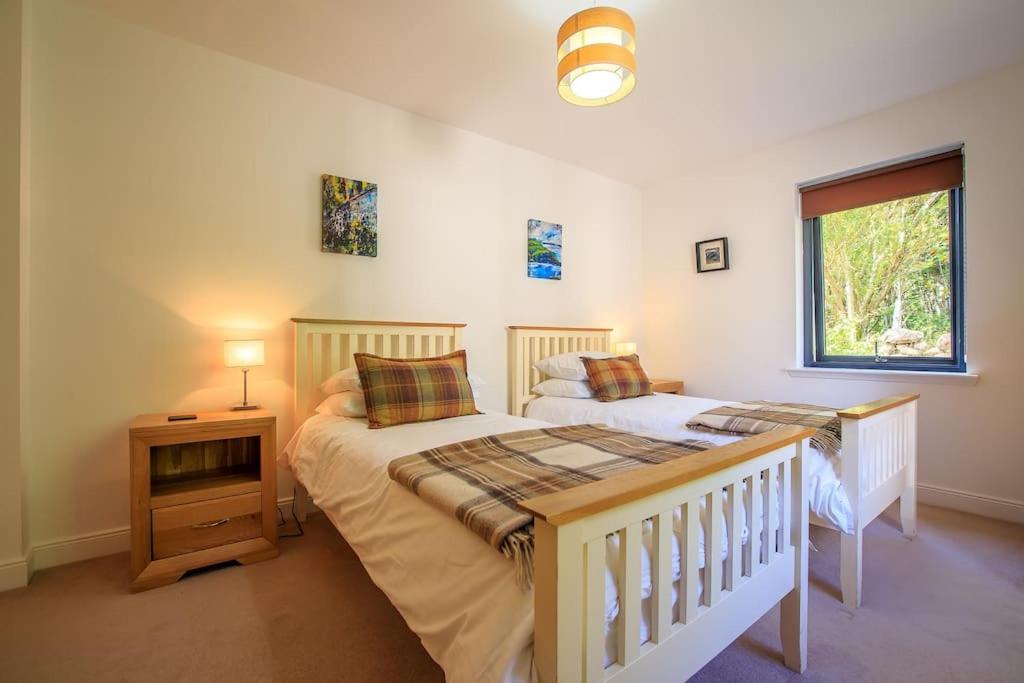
[321,365,485,400]
[533,351,615,381]
[467,373,485,400]
[315,390,367,417]
[320,366,360,395]
[532,378,594,399]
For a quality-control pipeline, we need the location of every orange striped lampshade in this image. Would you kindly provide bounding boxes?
[557,6,637,107]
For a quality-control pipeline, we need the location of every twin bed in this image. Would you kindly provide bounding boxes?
[509,325,918,612]
[283,319,916,682]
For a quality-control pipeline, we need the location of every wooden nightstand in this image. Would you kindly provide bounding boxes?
[650,379,685,395]
[129,410,278,592]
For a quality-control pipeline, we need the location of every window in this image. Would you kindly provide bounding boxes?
[801,148,965,372]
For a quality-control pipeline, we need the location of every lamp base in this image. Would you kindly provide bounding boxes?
[230,403,261,411]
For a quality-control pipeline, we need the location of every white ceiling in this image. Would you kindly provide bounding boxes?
[79,0,1024,186]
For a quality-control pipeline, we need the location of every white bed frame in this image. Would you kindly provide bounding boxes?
[293,319,810,682]
[508,325,919,610]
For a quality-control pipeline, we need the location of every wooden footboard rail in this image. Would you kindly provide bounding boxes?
[835,393,918,608]
[520,427,813,682]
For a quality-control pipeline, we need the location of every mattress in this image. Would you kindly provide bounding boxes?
[282,410,760,682]
[525,393,855,534]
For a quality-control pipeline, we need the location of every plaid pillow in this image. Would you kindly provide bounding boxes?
[355,350,480,429]
[581,354,653,402]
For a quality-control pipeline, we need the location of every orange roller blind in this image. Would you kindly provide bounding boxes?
[800,149,963,219]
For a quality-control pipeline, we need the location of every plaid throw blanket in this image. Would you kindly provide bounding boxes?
[686,401,841,458]
[388,424,712,588]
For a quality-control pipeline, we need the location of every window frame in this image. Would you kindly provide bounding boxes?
[802,186,966,373]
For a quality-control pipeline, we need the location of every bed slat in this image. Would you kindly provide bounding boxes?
[750,472,763,573]
[617,521,641,666]
[681,500,699,623]
[705,490,723,606]
[781,459,792,553]
[766,465,778,561]
[726,482,742,590]
[651,511,672,642]
[311,334,323,390]
[329,335,339,371]
[584,537,605,682]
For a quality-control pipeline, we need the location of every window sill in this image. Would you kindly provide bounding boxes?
[785,367,979,386]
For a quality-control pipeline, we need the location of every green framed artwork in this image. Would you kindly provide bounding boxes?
[321,174,378,257]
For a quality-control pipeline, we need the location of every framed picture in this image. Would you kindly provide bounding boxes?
[696,237,729,273]
[321,174,378,257]
[527,219,562,280]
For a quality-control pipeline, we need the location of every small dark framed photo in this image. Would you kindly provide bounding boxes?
[696,237,730,273]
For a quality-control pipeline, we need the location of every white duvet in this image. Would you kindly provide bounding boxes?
[282,410,767,682]
[525,393,855,534]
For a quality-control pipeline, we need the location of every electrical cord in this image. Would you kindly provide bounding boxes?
[276,486,305,538]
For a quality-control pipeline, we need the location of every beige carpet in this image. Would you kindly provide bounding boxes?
[1,504,1021,682]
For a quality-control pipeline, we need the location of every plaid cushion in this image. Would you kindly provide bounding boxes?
[355,350,480,429]
[581,354,653,402]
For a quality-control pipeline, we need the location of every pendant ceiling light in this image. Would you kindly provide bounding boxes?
[556,6,636,107]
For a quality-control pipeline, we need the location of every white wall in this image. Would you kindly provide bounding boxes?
[642,62,1024,519]
[15,0,1022,577]
[23,0,642,551]
[0,0,28,590]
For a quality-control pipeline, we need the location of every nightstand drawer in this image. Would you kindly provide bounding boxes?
[151,492,262,560]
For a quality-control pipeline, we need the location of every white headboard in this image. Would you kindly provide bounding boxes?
[293,318,466,422]
[507,325,613,416]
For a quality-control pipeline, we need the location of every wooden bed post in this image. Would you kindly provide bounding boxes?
[839,417,863,610]
[836,394,918,609]
[899,399,918,537]
[781,437,809,672]
[532,518,584,683]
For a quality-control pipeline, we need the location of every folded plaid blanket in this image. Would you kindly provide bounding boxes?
[686,401,841,458]
[388,424,712,588]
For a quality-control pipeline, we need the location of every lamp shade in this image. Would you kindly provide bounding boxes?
[614,341,637,356]
[557,6,636,107]
[224,339,265,368]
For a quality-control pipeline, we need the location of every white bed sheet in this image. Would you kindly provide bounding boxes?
[282,410,749,682]
[283,412,538,682]
[525,393,854,534]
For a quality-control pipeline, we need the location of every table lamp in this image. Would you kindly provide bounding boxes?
[614,341,637,356]
[224,339,265,411]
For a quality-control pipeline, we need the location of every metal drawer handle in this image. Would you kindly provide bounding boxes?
[192,517,230,529]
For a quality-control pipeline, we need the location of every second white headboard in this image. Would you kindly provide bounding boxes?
[506,325,612,416]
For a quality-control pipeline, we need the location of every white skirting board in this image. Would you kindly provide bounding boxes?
[0,557,31,593]
[2,497,305,591]
[917,484,1024,524]
[31,525,130,573]
[2,486,1019,592]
